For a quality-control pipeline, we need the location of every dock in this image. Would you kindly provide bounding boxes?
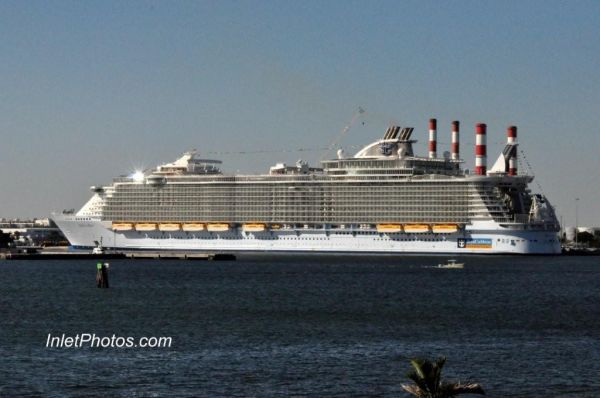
[124,252,235,260]
[0,251,236,261]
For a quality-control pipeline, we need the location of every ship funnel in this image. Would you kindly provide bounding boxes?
[398,127,414,141]
[451,121,460,160]
[428,118,437,158]
[507,126,517,176]
[383,126,394,140]
[383,125,401,140]
[475,123,487,175]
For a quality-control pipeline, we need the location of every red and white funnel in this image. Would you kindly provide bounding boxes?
[475,123,487,175]
[507,126,517,176]
[428,118,437,158]
[451,121,459,160]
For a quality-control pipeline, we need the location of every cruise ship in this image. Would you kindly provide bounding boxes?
[52,119,561,254]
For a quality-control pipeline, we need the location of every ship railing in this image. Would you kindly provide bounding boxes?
[497,214,559,229]
[514,214,531,223]
[110,174,468,184]
[495,214,529,224]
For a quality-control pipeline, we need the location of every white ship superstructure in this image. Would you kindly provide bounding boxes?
[52,119,561,254]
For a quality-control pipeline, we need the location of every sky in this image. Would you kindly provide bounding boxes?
[1,0,599,226]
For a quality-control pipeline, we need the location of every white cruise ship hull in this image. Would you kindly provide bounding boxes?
[52,215,561,255]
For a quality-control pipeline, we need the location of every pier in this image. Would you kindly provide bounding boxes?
[0,250,236,261]
[124,252,235,260]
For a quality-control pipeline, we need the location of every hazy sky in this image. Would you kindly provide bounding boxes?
[1,1,599,226]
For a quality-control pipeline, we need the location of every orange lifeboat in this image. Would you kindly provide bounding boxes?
[431,224,459,234]
[403,224,430,233]
[207,223,230,232]
[376,224,403,233]
[112,222,133,231]
[135,223,157,231]
[242,223,266,232]
[181,223,205,232]
[158,223,181,232]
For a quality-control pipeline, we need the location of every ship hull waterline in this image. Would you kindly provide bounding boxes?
[53,215,561,255]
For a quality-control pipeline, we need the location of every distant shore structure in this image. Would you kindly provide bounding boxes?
[0,218,66,247]
[564,226,599,242]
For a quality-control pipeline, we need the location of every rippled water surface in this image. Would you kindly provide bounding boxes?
[1,255,599,397]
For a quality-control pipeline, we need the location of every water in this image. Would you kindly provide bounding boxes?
[1,255,599,397]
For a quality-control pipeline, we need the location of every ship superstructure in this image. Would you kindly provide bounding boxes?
[52,119,561,254]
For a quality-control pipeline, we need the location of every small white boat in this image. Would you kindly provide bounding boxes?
[92,239,105,254]
[436,259,464,269]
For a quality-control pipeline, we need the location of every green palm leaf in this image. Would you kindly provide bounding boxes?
[402,357,485,397]
[443,382,486,396]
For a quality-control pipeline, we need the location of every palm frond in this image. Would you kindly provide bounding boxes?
[407,370,429,392]
[403,357,484,397]
[401,383,429,398]
[410,358,427,380]
[445,382,486,395]
[432,357,446,393]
